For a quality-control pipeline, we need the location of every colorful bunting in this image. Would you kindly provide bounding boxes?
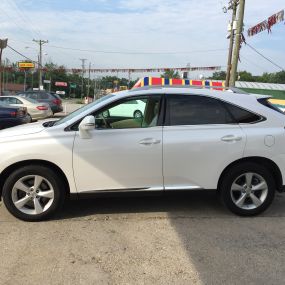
[248,10,284,37]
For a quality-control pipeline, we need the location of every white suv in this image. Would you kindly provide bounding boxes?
[0,87,284,221]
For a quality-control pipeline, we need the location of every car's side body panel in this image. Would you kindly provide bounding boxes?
[73,126,163,192]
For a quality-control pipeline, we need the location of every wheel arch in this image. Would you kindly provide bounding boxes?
[218,157,283,192]
[0,159,70,199]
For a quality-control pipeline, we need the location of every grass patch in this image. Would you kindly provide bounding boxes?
[240,88,285,100]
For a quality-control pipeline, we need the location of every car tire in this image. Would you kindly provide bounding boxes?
[2,165,66,221]
[219,162,275,216]
[27,114,32,123]
[133,110,143,118]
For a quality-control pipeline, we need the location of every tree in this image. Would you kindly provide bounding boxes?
[161,70,180,79]
[237,71,255,82]
[210,71,226,80]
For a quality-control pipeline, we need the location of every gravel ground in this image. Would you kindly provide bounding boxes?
[1,191,285,285]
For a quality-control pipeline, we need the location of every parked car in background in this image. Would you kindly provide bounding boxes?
[17,91,63,114]
[0,96,52,121]
[0,103,29,129]
[104,98,146,118]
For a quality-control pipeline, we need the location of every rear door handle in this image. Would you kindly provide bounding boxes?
[139,138,161,145]
[221,135,242,142]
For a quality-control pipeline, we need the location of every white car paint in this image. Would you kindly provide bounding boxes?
[0,88,285,195]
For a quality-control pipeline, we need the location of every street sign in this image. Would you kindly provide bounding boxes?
[18,62,35,68]
[70,83,77,88]
[43,80,51,84]
[56,91,66,95]
[55,82,68,87]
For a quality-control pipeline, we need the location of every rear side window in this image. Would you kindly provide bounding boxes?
[166,95,235,125]
[258,98,284,115]
[225,103,263,123]
[38,93,50,99]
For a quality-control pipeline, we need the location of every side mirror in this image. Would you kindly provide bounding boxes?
[79,115,95,139]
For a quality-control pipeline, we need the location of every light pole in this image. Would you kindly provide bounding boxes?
[79,58,87,99]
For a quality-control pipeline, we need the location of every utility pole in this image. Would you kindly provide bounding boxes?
[225,0,238,88]
[0,39,8,96]
[33,39,48,90]
[229,0,245,87]
[79,58,87,99]
[87,62,91,97]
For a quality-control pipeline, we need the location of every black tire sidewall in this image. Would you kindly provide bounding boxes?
[2,165,65,221]
[220,162,275,216]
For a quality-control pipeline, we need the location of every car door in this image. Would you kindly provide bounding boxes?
[73,95,163,193]
[163,94,246,190]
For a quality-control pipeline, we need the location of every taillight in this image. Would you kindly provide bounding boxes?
[10,111,17,117]
[52,99,62,105]
[37,106,48,110]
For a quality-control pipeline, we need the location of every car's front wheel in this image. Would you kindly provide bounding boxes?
[219,162,275,216]
[2,165,65,221]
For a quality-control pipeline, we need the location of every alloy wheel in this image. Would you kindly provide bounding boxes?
[230,172,268,210]
[11,175,55,215]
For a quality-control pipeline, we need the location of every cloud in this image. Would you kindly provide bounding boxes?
[1,0,284,77]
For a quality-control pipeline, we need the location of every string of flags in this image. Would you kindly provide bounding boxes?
[0,66,222,73]
[247,10,284,37]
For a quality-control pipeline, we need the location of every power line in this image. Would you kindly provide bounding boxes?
[7,44,38,64]
[245,42,284,71]
[6,0,43,38]
[239,54,266,72]
[47,45,227,55]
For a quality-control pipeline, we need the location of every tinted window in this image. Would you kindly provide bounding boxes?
[167,95,235,125]
[225,103,262,123]
[38,93,50,100]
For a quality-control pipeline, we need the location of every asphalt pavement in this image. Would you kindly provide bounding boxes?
[1,191,285,285]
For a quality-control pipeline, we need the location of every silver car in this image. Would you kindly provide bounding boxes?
[0,96,52,121]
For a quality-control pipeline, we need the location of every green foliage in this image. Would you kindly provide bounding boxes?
[210,71,226,80]
[161,70,181,79]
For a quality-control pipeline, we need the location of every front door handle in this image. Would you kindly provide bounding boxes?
[221,135,242,142]
[139,138,161,145]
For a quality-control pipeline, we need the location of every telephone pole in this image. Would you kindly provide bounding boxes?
[79,58,87,99]
[225,0,238,88]
[87,62,91,97]
[0,38,8,96]
[33,39,48,90]
[229,0,245,87]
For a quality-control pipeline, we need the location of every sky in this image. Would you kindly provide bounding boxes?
[0,0,284,78]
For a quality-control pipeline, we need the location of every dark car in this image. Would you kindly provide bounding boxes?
[0,103,29,130]
[17,91,63,114]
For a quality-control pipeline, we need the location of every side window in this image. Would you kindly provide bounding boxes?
[29,93,38,100]
[166,95,235,126]
[39,93,50,100]
[94,96,161,129]
[225,103,263,123]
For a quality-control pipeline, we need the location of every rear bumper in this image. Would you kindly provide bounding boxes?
[51,105,63,114]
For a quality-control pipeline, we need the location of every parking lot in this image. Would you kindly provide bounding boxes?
[1,191,285,285]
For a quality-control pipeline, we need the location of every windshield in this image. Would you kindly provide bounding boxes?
[53,94,115,126]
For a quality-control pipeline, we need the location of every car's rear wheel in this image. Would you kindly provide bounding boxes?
[219,162,275,216]
[27,114,32,123]
[2,165,65,221]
